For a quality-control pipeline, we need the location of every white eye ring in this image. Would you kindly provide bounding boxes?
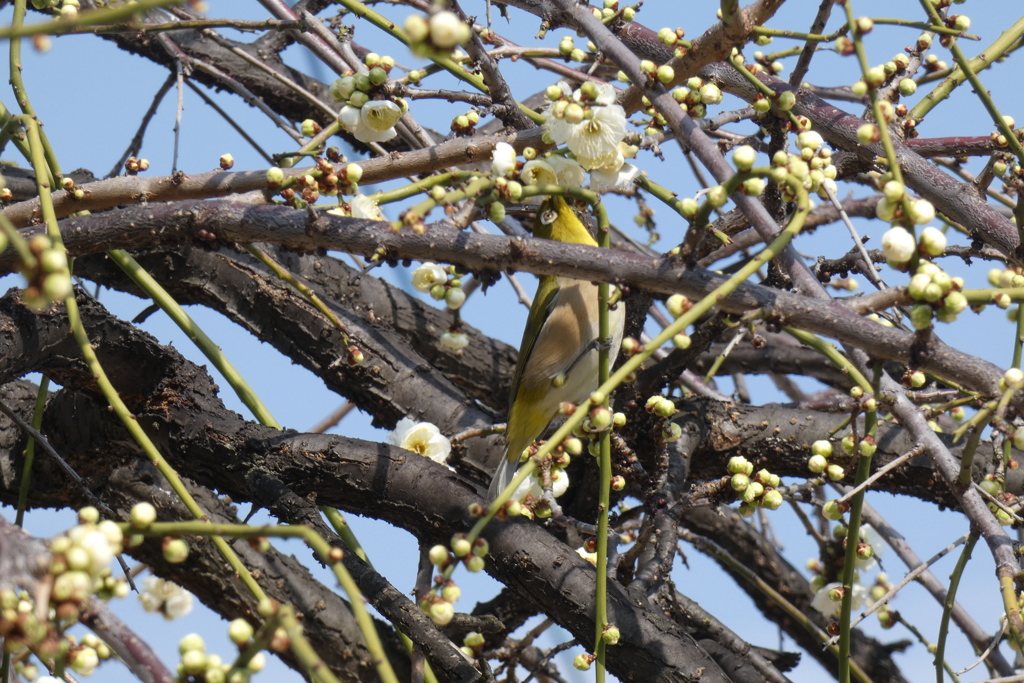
[540,209,557,225]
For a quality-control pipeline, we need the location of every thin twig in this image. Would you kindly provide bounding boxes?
[835,444,925,504]
[107,73,176,179]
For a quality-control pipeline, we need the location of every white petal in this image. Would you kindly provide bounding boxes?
[339,106,361,133]
[544,112,571,145]
[389,418,418,446]
[350,194,385,221]
[811,583,843,617]
[591,162,640,191]
[547,156,586,187]
[354,121,398,143]
[163,589,194,620]
[491,142,517,177]
[589,81,617,106]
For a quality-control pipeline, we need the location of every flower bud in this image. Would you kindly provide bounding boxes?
[732,145,756,171]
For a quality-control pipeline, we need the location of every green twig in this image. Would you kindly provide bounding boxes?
[910,15,1024,121]
[106,249,282,429]
[14,377,49,528]
[934,532,978,683]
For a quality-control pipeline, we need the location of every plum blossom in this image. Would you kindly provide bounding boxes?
[339,100,400,143]
[544,81,627,171]
[139,576,194,620]
[390,418,452,464]
[412,262,447,292]
[520,157,585,187]
[811,582,869,618]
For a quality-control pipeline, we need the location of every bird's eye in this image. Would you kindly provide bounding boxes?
[540,210,557,225]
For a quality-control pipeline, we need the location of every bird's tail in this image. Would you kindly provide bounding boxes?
[487,451,518,501]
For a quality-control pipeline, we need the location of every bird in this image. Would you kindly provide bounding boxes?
[489,195,626,500]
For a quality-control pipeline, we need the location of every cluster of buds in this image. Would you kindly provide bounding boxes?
[423,537,487,625]
[178,631,264,683]
[749,49,785,76]
[66,633,111,676]
[727,456,784,515]
[21,234,72,310]
[904,259,967,326]
[909,259,962,317]
[660,77,721,123]
[405,10,471,56]
[412,262,466,311]
[806,439,847,482]
[870,574,897,628]
[48,507,127,621]
[31,0,79,19]
[978,474,1014,525]
[460,631,486,659]
[655,27,687,58]
[643,394,680,443]
[266,159,363,208]
[875,176,937,227]
[558,35,591,64]
[994,157,1024,180]
[0,590,60,666]
[124,156,150,175]
[591,0,637,23]
[450,109,480,136]
[988,266,1024,313]
[730,145,767,196]
[990,115,1019,149]
[844,52,918,121]
[60,176,82,202]
[768,140,837,201]
[331,53,405,145]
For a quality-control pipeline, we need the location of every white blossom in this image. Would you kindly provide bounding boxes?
[533,468,570,498]
[520,159,557,185]
[566,104,628,170]
[139,576,194,620]
[544,81,627,170]
[389,418,451,464]
[491,142,517,177]
[339,104,399,144]
[811,582,868,617]
[575,80,616,106]
[412,262,447,292]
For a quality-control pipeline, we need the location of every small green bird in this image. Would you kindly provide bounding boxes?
[489,196,626,500]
